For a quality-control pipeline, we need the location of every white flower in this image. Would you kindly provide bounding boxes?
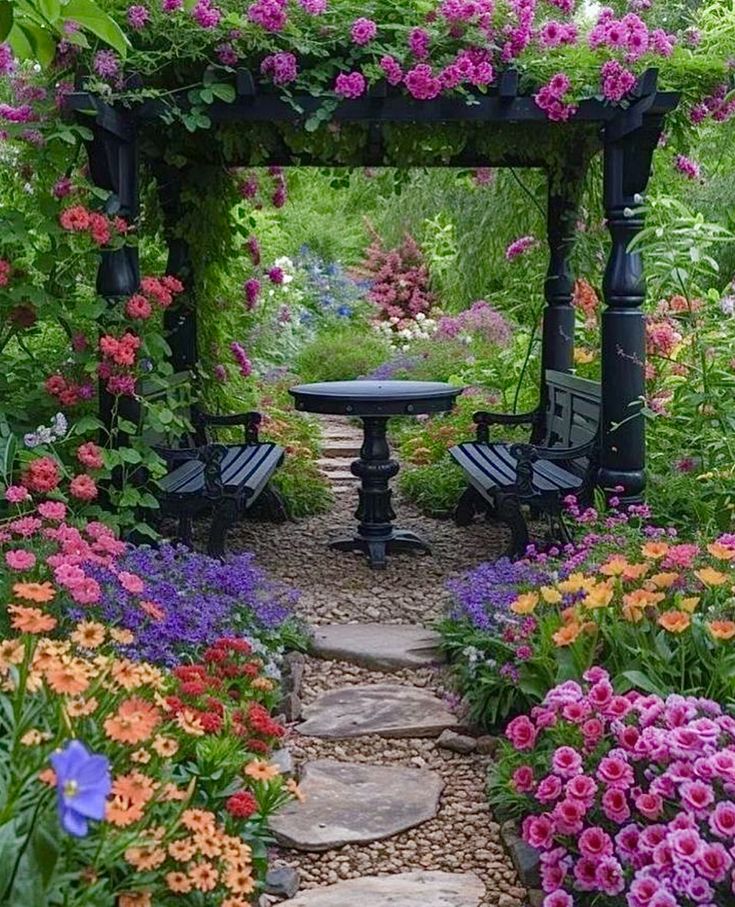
[415,312,426,322]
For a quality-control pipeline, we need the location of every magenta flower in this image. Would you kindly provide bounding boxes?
[505,235,538,261]
[92,50,119,79]
[351,17,377,45]
[675,154,701,181]
[261,51,298,85]
[127,4,150,29]
[247,0,287,31]
[335,71,366,99]
[408,27,430,60]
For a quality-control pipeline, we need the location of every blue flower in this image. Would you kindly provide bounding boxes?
[337,305,353,318]
[50,740,111,837]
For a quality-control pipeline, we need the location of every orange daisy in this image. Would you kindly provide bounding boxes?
[222,899,251,907]
[106,795,145,828]
[165,872,192,894]
[45,659,91,696]
[112,771,157,807]
[152,735,179,758]
[194,831,222,858]
[0,639,25,670]
[244,760,280,782]
[104,698,161,745]
[70,621,106,649]
[658,610,691,633]
[224,866,255,895]
[708,620,735,640]
[168,839,197,862]
[9,605,57,634]
[66,696,98,718]
[117,893,151,907]
[110,628,135,645]
[125,845,166,872]
[112,659,146,690]
[188,862,219,892]
[130,748,151,764]
[162,782,188,802]
[181,809,216,834]
[139,600,166,621]
[13,581,55,603]
[176,709,205,737]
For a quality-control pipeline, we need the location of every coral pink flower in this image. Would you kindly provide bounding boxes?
[5,549,36,571]
[69,474,98,502]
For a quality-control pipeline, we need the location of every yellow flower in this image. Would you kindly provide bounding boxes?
[641,542,669,559]
[110,628,135,645]
[679,597,700,613]
[510,592,539,615]
[647,572,679,590]
[20,729,51,746]
[695,567,728,587]
[599,557,629,577]
[557,573,587,594]
[0,639,25,672]
[582,583,614,610]
[574,348,595,364]
[540,586,562,604]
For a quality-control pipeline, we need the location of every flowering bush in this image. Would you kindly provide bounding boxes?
[0,510,298,905]
[441,502,735,727]
[489,672,735,907]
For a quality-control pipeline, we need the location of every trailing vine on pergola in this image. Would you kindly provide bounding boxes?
[71,65,678,502]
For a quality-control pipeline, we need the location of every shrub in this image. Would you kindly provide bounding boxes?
[295,324,392,383]
[440,503,735,728]
[489,672,735,907]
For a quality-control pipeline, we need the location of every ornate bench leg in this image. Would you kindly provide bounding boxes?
[207,498,238,559]
[496,494,530,560]
[177,514,194,548]
[455,486,485,526]
[258,485,289,524]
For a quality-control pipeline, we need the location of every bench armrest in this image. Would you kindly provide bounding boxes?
[192,406,262,444]
[198,444,228,499]
[473,409,540,443]
[510,441,598,496]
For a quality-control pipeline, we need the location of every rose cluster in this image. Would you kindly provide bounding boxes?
[501,670,735,907]
[59,204,127,247]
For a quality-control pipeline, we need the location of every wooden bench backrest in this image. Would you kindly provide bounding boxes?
[542,370,601,451]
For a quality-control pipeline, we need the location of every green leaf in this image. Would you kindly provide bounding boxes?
[118,447,142,464]
[117,418,139,435]
[62,0,130,55]
[619,670,665,696]
[0,1,13,42]
[17,22,56,67]
[211,83,236,103]
[0,432,17,482]
[39,0,61,22]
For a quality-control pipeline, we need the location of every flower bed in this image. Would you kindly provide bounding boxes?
[440,504,735,728]
[489,672,735,907]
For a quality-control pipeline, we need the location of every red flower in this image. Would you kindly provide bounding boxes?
[59,205,90,232]
[23,457,61,494]
[180,680,207,698]
[69,474,98,501]
[199,712,223,734]
[88,212,111,246]
[125,294,152,320]
[226,790,257,819]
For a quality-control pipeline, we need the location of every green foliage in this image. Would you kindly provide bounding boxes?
[398,457,467,518]
[295,325,392,384]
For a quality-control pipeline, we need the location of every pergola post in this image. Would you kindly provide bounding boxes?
[84,109,140,441]
[155,165,198,373]
[599,113,662,501]
[537,168,582,435]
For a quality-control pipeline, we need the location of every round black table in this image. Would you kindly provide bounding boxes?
[289,380,463,569]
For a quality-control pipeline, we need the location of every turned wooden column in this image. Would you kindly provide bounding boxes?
[599,118,662,501]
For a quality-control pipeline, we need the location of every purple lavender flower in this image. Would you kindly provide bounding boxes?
[93,50,120,80]
[127,4,150,29]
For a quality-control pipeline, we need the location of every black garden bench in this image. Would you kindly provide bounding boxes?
[131,374,287,557]
[450,370,601,558]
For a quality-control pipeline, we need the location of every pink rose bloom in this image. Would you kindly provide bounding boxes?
[552,798,586,835]
[697,841,732,882]
[522,813,554,850]
[709,801,735,839]
[551,746,582,778]
[5,484,30,503]
[565,774,597,804]
[5,549,36,571]
[583,666,609,684]
[118,571,145,594]
[601,787,630,823]
[595,857,625,896]
[669,827,703,863]
[542,891,572,907]
[335,71,366,99]
[573,856,598,891]
[628,876,662,906]
[635,791,663,820]
[597,754,634,789]
[615,824,641,859]
[351,17,377,45]
[561,700,589,723]
[512,765,535,792]
[37,500,66,521]
[69,576,101,604]
[578,826,614,859]
[587,679,614,709]
[680,780,715,814]
[536,774,564,804]
[505,715,537,750]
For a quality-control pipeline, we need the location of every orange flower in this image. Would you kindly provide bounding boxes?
[623,589,665,609]
[21,729,51,746]
[252,677,275,692]
[176,709,205,737]
[71,621,106,649]
[600,556,629,576]
[707,542,735,561]
[647,572,679,590]
[111,659,147,690]
[181,809,216,834]
[162,783,188,802]
[680,597,700,614]
[169,839,197,861]
[118,893,151,907]
[194,831,222,858]
[244,761,280,782]
[696,567,728,587]
[45,659,91,696]
[286,778,306,803]
[139,600,166,621]
[9,605,57,634]
[582,583,614,610]
[708,620,735,640]
[106,795,145,827]
[222,900,251,907]
[641,542,669,559]
[552,622,582,647]
[152,735,179,758]
[510,592,539,615]
[13,581,55,603]
[658,610,691,633]
[38,768,56,786]
[188,862,219,892]
[622,562,650,582]
[110,628,135,645]
[104,698,160,745]
[112,771,157,807]
[224,866,255,894]
[125,845,166,872]
[130,748,151,764]
[165,872,192,894]
[66,696,98,718]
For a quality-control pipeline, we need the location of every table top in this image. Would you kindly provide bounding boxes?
[290,379,463,417]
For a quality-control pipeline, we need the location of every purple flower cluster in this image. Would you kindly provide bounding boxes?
[408,27,430,60]
[436,300,512,347]
[448,557,551,632]
[192,0,221,29]
[538,20,578,49]
[600,59,636,102]
[675,154,701,181]
[0,42,15,76]
[84,544,299,667]
[298,0,327,12]
[534,73,577,122]
[335,71,366,99]
[248,0,288,32]
[589,10,676,62]
[363,353,424,381]
[690,85,735,126]
[351,17,377,46]
[505,671,735,907]
[231,340,253,377]
[261,51,298,85]
[127,4,150,29]
[244,277,261,309]
[92,50,120,80]
[506,234,539,261]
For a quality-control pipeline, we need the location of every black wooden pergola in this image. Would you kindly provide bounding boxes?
[70,68,678,502]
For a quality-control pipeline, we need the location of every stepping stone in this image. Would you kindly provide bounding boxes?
[287,871,485,906]
[270,759,443,851]
[322,440,361,458]
[297,684,459,739]
[310,623,444,671]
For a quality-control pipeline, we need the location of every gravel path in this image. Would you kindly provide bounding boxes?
[228,415,522,906]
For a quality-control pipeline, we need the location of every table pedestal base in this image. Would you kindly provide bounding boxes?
[329,529,430,570]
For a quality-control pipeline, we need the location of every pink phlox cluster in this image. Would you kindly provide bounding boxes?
[230,341,253,377]
[364,232,435,323]
[192,0,222,29]
[675,154,702,181]
[533,73,578,121]
[646,317,683,358]
[440,48,495,89]
[335,71,366,99]
[537,20,578,49]
[247,0,287,32]
[436,300,512,347]
[261,51,298,84]
[506,234,539,260]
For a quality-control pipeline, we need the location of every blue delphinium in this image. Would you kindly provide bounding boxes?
[80,545,299,668]
[50,741,111,837]
[296,246,371,319]
[446,558,551,633]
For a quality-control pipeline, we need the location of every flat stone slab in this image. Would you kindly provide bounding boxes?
[287,871,485,906]
[270,760,443,851]
[310,623,444,671]
[297,684,459,739]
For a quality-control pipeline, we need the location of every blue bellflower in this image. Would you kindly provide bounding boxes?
[50,740,112,837]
